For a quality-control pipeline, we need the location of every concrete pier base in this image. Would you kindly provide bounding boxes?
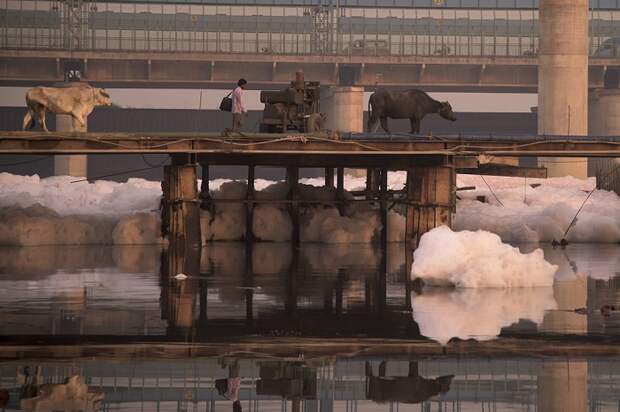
[537,0,589,178]
[54,114,87,177]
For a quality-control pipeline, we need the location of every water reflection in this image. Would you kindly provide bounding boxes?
[411,288,557,344]
[0,356,619,411]
[1,243,620,342]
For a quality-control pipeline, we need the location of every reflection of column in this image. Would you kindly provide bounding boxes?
[537,360,587,412]
[161,244,201,336]
[541,277,587,334]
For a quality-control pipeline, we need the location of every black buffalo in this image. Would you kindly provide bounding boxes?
[367,89,457,134]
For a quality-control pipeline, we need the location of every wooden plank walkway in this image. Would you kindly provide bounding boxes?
[1,132,620,162]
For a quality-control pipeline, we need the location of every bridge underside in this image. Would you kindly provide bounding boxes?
[1,50,617,91]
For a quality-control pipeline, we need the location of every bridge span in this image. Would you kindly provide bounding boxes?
[2,49,619,92]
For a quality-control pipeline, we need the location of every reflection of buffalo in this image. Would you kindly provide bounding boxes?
[368,89,456,134]
[366,361,453,404]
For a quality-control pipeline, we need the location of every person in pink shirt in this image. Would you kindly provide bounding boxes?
[232,78,247,132]
[216,358,243,412]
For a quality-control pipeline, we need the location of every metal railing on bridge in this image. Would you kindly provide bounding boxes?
[2,0,620,58]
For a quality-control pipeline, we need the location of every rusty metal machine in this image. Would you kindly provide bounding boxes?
[259,71,322,133]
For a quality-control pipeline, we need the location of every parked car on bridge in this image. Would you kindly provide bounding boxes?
[593,37,620,58]
[344,39,390,56]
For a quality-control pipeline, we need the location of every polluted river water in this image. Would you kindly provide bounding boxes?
[1,242,620,410]
[2,173,620,410]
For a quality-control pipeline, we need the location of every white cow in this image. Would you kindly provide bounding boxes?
[22,85,112,132]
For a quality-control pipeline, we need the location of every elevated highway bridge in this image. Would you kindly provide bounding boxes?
[2,0,620,90]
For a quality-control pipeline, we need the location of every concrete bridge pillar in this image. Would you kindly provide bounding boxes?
[588,89,620,192]
[54,114,88,177]
[538,0,589,178]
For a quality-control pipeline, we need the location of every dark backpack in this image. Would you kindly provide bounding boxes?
[219,91,233,112]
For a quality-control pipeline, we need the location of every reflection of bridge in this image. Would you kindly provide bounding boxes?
[2,0,620,90]
[1,358,619,410]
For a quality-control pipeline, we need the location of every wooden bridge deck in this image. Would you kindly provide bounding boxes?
[1,132,619,168]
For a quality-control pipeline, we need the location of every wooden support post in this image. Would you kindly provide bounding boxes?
[380,168,388,250]
[245,289,254,327]
[405,162,455,251]
[200,163,210,199]
[336,167,345,215]
[161,239,200,336]
[162,160,201,251]
[366,168,381,199]
[335,268,345,315]
[287,167,300,247]
[286,243,299,315]
[325,167,334,188]
[246,165,255,243]
[199,278,208,323]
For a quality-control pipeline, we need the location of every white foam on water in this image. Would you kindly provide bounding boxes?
[3,171,620,245]
[455,175,620,243]
[411,287,557,345]
[411,226,557,287]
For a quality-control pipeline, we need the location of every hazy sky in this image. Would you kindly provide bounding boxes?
[1,87,537,112]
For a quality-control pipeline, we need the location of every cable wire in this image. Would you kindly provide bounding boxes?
[479,175,504,207]
[0,156,52,167]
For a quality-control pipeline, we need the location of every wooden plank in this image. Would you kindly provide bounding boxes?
[3,131,620,158]
[458,163,548,178]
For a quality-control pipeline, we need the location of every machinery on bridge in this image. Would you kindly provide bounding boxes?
[259,71,323,133]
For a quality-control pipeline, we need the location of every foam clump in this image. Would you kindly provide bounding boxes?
[0,204,116,246]
[412,287,557,345]
[112,213,164,245]
[0,172,160,216]
[411,226,557,287]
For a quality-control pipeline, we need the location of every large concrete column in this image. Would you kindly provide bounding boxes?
[538,0,589,178]
[588,89,620,191]
[54,114,88,177]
